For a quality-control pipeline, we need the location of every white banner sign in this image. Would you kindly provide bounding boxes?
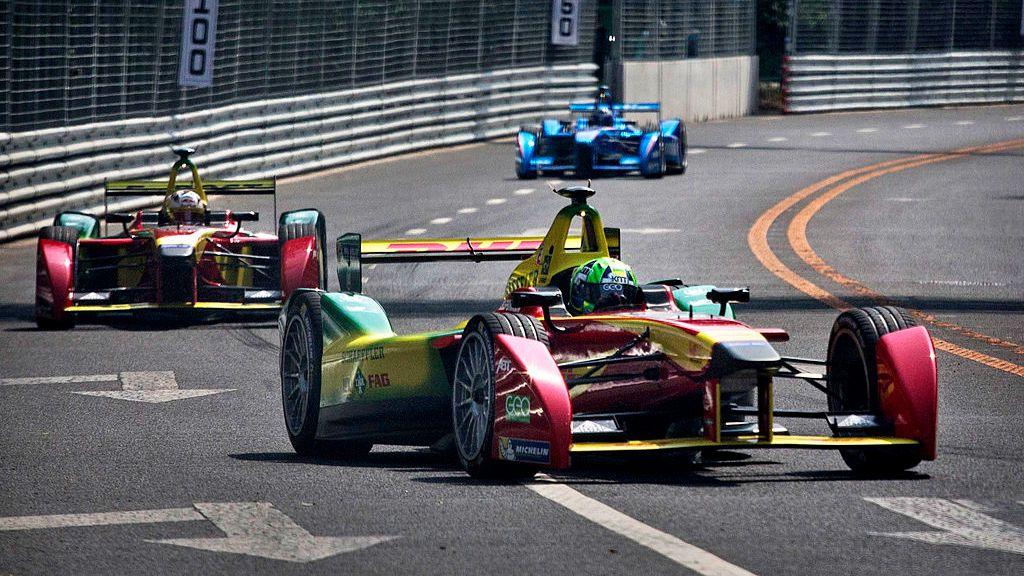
[178,0,219,88]
[551,0,580,46]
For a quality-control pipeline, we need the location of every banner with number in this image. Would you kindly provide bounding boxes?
[551,0,580,46]
[178,0,219,87]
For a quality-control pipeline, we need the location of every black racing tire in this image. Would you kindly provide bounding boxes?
[575,147,594,179]
[666,123,687,175]
[35,226,79,330]
[281,292,372,458]
[279,222,327,290]
[451,312,548,480]
[827,306,921,475]
[642,139,666,179]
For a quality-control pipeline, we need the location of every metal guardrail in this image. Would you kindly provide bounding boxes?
[0,64,597,241]
[782,51,1024,113]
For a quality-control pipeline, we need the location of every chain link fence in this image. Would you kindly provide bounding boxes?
[788,0,1023,55]
[619,0,756,60]
[1,0,594,132]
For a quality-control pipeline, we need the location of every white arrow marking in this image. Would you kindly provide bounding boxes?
[152,502,396,563]
[866,497,1024,555]
[0,374,119,386]
[72,371,233,403]
[0,507,202,531]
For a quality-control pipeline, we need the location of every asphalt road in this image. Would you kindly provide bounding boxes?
[1,104,1022,575]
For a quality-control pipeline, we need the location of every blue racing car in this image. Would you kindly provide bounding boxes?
[516,87,686,179]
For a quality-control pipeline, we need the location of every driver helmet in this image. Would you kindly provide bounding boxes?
[164,189,206,225]
[591,104,614,127]
[568,257,639,314]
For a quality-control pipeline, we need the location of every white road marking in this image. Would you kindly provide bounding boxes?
[1006,116,1023,121]
[513,188,535,195]
[1,374,118,386]
[857,128,878,133]
[547,179,564,187]
[726,142,747,148]
[903,124,925,129]
[485,198,507,205]
[153,502,396,563]
[955,120,975,126]
[620,228,681,234]
[367,264,378,270]
[689,147,707,154]
[811,132,831,137]
[429,217,452,225]
[0,507,202,531]
[519,228,548,236]
[766,137,787,142]
[73,371,234,404]
[866,497,1024,555]
[0,502,396,563]
[404,228,426,235]
[457,207,478,214]
[887,197,928,202]
[528,476,757,576]
[916,279,1006,287]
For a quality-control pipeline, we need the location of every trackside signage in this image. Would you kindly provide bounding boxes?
[178,0,219,88]
[550,0,580,46]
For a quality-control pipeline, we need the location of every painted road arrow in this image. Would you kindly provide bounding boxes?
[0,371,232,403]
[866,497,1024,555]
[153,502,395,562]
[0,501,395,563]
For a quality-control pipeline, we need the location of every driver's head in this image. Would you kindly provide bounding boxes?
[164,189,205,225]
[568,257,639,314]
[591,105,614,127]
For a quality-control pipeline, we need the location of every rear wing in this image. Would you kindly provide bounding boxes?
[336,229,620,292]
[568,103,661,113]
[104,179,276,197]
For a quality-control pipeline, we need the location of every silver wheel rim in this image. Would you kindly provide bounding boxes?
[452,330,493,461]
[282,316,311,436]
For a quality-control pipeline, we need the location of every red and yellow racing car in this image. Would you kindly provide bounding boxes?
[35,147,328,328]
[279,186,937,479]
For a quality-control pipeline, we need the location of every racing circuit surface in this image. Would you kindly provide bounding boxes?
[1,105,1023,575]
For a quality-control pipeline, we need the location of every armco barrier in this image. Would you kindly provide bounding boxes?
[0,64,597,241]
[782,51,1024,114]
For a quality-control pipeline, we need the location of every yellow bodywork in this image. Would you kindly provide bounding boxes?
[570,435,919,453]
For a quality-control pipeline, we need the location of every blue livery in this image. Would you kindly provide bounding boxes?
[516,86,687,180]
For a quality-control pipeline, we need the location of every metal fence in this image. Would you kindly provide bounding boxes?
[0,1,599,240]
[787,0,1024,55]
[619,0,756,60]
[1,0,594,132]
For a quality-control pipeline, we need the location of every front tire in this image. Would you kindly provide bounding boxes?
[281,292,371,458]
[827,306,922,475]
[451,312,547,479]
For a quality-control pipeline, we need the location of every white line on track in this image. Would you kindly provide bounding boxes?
[689,148,707,154]
[527,476,757,576]
[725,142,747,148]
[903,124,925,129]
[548,179,564,186]
[766,137,787,142]
[0,374,119,386]
[429,217,452,225]
[857,128,878,133]
[513,188,535,195]
[457,207,478,214]
[955,120,975,126]
[404,228,426,236]
[1006,116,1023,121]
[811,132,831,137]
[485,198,507,205]
[0,508,203,531]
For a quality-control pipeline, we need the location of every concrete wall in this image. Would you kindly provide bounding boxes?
[621,56,758,122]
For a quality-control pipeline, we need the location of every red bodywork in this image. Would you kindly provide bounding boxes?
[35,238,75,323]
[280,236,321,298]
[876,326,939,460]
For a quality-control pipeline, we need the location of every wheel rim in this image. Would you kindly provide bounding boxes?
[452,330,493,461]
[282,316,311,436]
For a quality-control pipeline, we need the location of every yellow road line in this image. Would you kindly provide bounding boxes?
[748,139,1024,377]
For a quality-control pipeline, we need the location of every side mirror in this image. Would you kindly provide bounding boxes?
[706,287,750,316]
[509,287,564,309]
[233,211,259,222]
[106,212,135,224]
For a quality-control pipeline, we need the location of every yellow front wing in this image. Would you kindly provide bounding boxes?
[67,302,280,312]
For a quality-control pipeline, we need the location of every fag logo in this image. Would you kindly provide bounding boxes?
[505,395,530,423]
[496,357,512,373]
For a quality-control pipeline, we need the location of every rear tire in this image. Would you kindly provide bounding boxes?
[279,222,326,290]
[827,306,922,475]
[35,226,78,330]
[451,312,548,480]
[281,292,372,458]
